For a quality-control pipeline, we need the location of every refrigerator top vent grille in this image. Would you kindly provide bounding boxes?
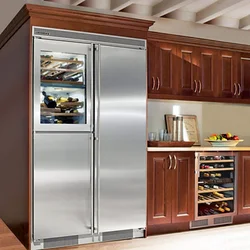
[33,27,146,48]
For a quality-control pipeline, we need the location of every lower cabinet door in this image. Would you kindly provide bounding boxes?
[238,152,250,214]
[147,153,172,225]
[171,152,195,223]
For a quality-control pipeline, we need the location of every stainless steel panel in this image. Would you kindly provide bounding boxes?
[33,38,93,132]
[33,133,92,239]
[97,45,147,232]
[33,27,146,49]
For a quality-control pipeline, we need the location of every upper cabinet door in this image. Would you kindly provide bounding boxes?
[238,53,250,99]
[147,41,157,94]
[218,51,237,98]
[177,45,197,96]
[157,43,177,95]
[171,152,195,223]
[196,48,218,97]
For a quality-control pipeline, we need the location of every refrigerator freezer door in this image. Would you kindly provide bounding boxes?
[33,133,92,240]
[96,45,147,232]
[33,39,92,132]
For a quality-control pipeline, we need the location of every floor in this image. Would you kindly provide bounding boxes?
[58,223,250,250]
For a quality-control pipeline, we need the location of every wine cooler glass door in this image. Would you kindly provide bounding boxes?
[33,38,92,132]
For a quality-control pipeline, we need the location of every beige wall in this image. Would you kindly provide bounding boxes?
[148,100,250,146]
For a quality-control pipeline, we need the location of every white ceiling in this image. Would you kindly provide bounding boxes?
[44,0,250,30]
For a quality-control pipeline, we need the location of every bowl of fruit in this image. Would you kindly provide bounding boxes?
[204,133,243,147]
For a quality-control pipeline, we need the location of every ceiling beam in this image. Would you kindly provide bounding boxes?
[209,16,239,29]
[70,0,86,6]
[196,0,249,24]
[152,0,195,17]
[111,0,133,11]
[123,4,152,16]
[239,15,250,30]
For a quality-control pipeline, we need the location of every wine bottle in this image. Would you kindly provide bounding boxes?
[42,91,57,108]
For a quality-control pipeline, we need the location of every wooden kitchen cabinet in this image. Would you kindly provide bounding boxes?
[147,41,177,95]
[238,53,250,99]
[218,51,238,98]
[147,152,195,226]
[237,152,250,215]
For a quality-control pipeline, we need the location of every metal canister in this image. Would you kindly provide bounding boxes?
[172,116,177,141]
[176,116,184,141]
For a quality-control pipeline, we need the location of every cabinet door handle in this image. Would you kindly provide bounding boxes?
[152,77,156,90]
[194,80,198,93]
[238,83,241,96]
[233,83,237,96]
[173,155,177,170]
[168,155,172,170]
[198,80,202,93]
[156,77,160,90]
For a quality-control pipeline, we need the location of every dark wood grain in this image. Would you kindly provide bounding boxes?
[197,48,218,97]
[148,31,250,53]
[238,53,250,99]
[147,41,157,93]
[0,20,30,249]
[238,152,250,215]
[147,153,172,225]
[218,51,237,98]
[171,152,195,223]
[177,45,196,96]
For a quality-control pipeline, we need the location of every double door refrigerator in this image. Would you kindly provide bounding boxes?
[32,27,147,249]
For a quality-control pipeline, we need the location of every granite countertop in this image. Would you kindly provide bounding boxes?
[148,146,250,152]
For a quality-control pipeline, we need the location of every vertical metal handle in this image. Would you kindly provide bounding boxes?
[233,83,237,96]
[152,77,156,90]
[168,155,172,170]
[238,83,241,96]
[156,77,160,90]
[198,80,202,93]
[94,45,101,236]
[173,155,177,170]
[194,80,198,93]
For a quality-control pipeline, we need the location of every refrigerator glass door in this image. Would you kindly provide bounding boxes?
[96,45,147,232]
[33,133,92,240]
[34,39,92,132]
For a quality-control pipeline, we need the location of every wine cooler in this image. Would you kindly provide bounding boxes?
[191,152,237,229]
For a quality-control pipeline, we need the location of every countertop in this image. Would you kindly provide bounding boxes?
[0,219,26,250]
[148,146,250,152]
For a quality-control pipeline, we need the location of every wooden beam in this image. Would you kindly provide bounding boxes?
[239,15,250,30]
[196,0,249,24]
[70,0,86,6]
[111,0,133,11]
[152,0,195,17]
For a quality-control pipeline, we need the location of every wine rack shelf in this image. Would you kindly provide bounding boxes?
[199,168,234,172]
[41,68,82,73]
[41,80,84,86]
[41,112,83,117]
[41,57,83,65]
[198,188,234,194]
[200,159,234,163]
[198,197,234,204]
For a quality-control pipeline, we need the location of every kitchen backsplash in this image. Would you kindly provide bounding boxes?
[148,100,250,146]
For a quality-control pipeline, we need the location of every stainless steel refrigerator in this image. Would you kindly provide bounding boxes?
[32,27,147,249]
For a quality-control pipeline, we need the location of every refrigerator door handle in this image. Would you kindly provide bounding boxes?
[94,44,101,235]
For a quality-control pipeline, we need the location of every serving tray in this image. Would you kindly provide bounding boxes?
[148,141,195,147]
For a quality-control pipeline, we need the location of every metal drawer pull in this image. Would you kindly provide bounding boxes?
[233,83,237,96]
[173,155,177,170]
[156,77,160,90]
[194,80,198,93]
[168,155,172,169]
[198,80,202,93]
[238,83,241,96]
[152,77,156,90]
